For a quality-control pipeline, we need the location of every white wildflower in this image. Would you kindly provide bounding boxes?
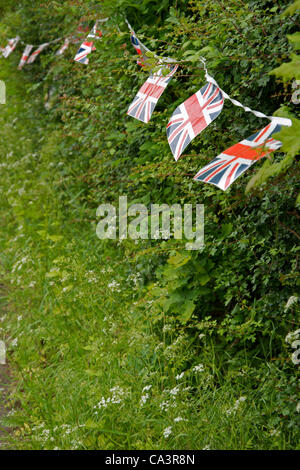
[11,338,18,347]
[160,401,170,412]
[193,364,204,373]
[174,416,186,422]
[169,385,180,397]
[226,396,247,416]
[284,296,298,312]
[140,394,149,406]
[176,372,184,380]
[107,280,121,292]
[270,429,280,437]
[163,324,172,333]
[163,426,172,438]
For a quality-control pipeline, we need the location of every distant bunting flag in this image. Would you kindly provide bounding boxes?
[194,121,282,191]
[74,22,102,64]
[167,81,224,161]
[74,40,93,64]
[18,44,33,69]
[130,30,150,67]
[56,38,70,56]
[27,43,49,64]
[127,64,178,123]
[126,19,177,70]
[2,36,20,58]
[88,23,102,40]
[0,18,294,197]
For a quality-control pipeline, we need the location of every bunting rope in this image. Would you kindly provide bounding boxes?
[204,67,292,127]
[0,15,294,191]
[125,18,178,65]
[124,23,292,128]
[19,36,63,48]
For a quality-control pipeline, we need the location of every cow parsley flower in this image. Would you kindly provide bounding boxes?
[140,394,149,406]
[193,364,204,373]
[160,401,170,412]
[176,372,184,380]
[169,385,180,397]
[226,396,246,416]
[163,426,172,438]
[174,416,186,422]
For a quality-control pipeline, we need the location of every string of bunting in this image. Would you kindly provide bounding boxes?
[0,16,293,191]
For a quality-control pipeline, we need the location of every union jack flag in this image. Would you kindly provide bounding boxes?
[88,23,102,40]
[127,64,178,123]
[130,31,150,67]
[74,23,102,64]
[74,40,93,64]
[2,36,20,58]
[27,43,49,64]
[18,44,33,69]
[167,81,224,161]
[194,122,282,191]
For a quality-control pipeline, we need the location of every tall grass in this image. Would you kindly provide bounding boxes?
[0,44,299,451]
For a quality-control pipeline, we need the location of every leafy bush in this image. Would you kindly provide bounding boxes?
[0,0,299,450]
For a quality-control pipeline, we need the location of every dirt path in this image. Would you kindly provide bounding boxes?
[0,363,11,449]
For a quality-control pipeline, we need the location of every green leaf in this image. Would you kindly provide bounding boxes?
[168,252,191,267]
[270,53,300,81]
[287,32,300,51]
[282,0,300,16]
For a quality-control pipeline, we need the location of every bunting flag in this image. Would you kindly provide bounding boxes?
[18,44,33,69]
[56,38,70,55]
[167,81,224,161]
[27,43,49,64]
[127,64,178,123]
[194,121,282,191]
[88,23,102,40]
[126,19,180,70]
[2,36,20,58]
[130,30,150,67]
[74,40,93,64]
[74,22,102,64]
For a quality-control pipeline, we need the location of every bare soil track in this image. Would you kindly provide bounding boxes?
[0,363,11,449]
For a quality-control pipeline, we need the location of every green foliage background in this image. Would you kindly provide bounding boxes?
[0,0,299,450]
